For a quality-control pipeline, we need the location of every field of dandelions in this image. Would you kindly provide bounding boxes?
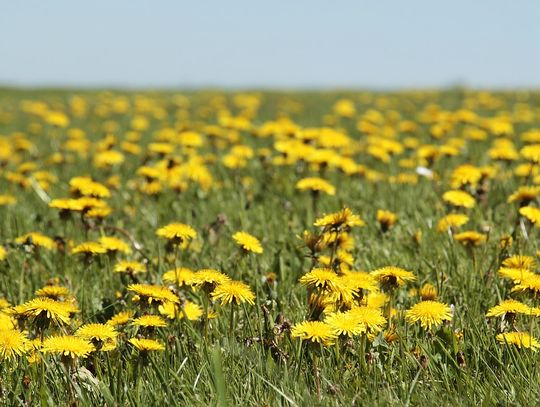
[1,88,540,406]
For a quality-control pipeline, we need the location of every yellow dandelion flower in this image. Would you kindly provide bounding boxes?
[0,329,27,360]
[324,276,369,307]
[132,314,167,328]
[71,241,106,255]
[442,190,476,208]
[521,144,540,163]
[18,297,76,326]
[0,246,6,261]
[508,186,540,204]
[376,209,398,232]
[98,236,131,254]
[486,299,531,318]
[76,323,118,351]
[106,310,134,326]
[371,266,416,289]
[498,267,536,283]
[129,337,165,352]
[35,285,71,300]
[348,306,387,334]
[15,232,56,250]
[520,206,540,225]
[419,283,438,301]
[290,321,338,345]
[162,267,195,286]
[450,164,482,188]
[324,311,364,337]
[85,206,113,219]
[156,222,197,243]
[511,274,540,296]
[319,249,353,272]
[0,194,16,206]
[437,213,469,232]
[114,261,146,275]
[41,335,94,358]
[314,207,365,230]
[158,300,204,321]
[405,301,452,330]
[496,332,540,350]
[127,284,179,305]
[69,176,111,198]
[211,280,255,305]
[453,231,486,246]
[189,269,231,291]
[502,255,536,270]
[0,313,16,330]
[232,231,263,254]
[0,299,10,310]
[299,268,339,291]
[296,177,336,196]
[499,234,513,249]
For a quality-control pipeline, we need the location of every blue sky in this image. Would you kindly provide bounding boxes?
[1,1,539,89]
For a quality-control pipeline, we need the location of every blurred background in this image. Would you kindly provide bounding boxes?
[1,0,539,89]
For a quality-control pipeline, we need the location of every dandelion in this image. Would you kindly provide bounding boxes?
[98,236,132,254]
[324,311,364,337]
[519,206,540,225]
[442,190,476,208]
[437,214,469,232]
[498,267,536,283]
[290,321,338,345]
[319,249,353,273]
[114,260,147,275]
[314,208,365,231]
[299,268,339,291]
[0,329,27,360]
[17,297,76,326]
[211,280,255,305]
[15,232,56,250]
[162,267,195,286]
[499,234,513,249]
[496,332,540,350]
[127,284,179,305]
[511,274,540,296]
[454,231,486,247]
[486,299,531,318]
[348,306,387,334]
[405,301,453,330]
[129,338,165,352]
[76,323,118,351]
[502,255,536,270]
[508,186,540,205]
[232,231,263,254]
[71,241,106,255]
[376,209,397,232]
[159,300,204,321]
[35,285,71,300]
[156,222,197,245]
[132,315,168,328]
[0,194,16,206]
[189,269,231,291]
[107,310,134,327]
[419,283,438,301]
[41,335,95,359]
[296,177,336,196]
[371,266,416,290]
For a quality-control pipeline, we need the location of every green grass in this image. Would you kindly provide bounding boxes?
[1,88,540,406]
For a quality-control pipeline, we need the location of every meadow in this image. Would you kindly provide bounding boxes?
[0,88,540,406]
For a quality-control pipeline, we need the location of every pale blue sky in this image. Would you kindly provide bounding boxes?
[1,1,539,89]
